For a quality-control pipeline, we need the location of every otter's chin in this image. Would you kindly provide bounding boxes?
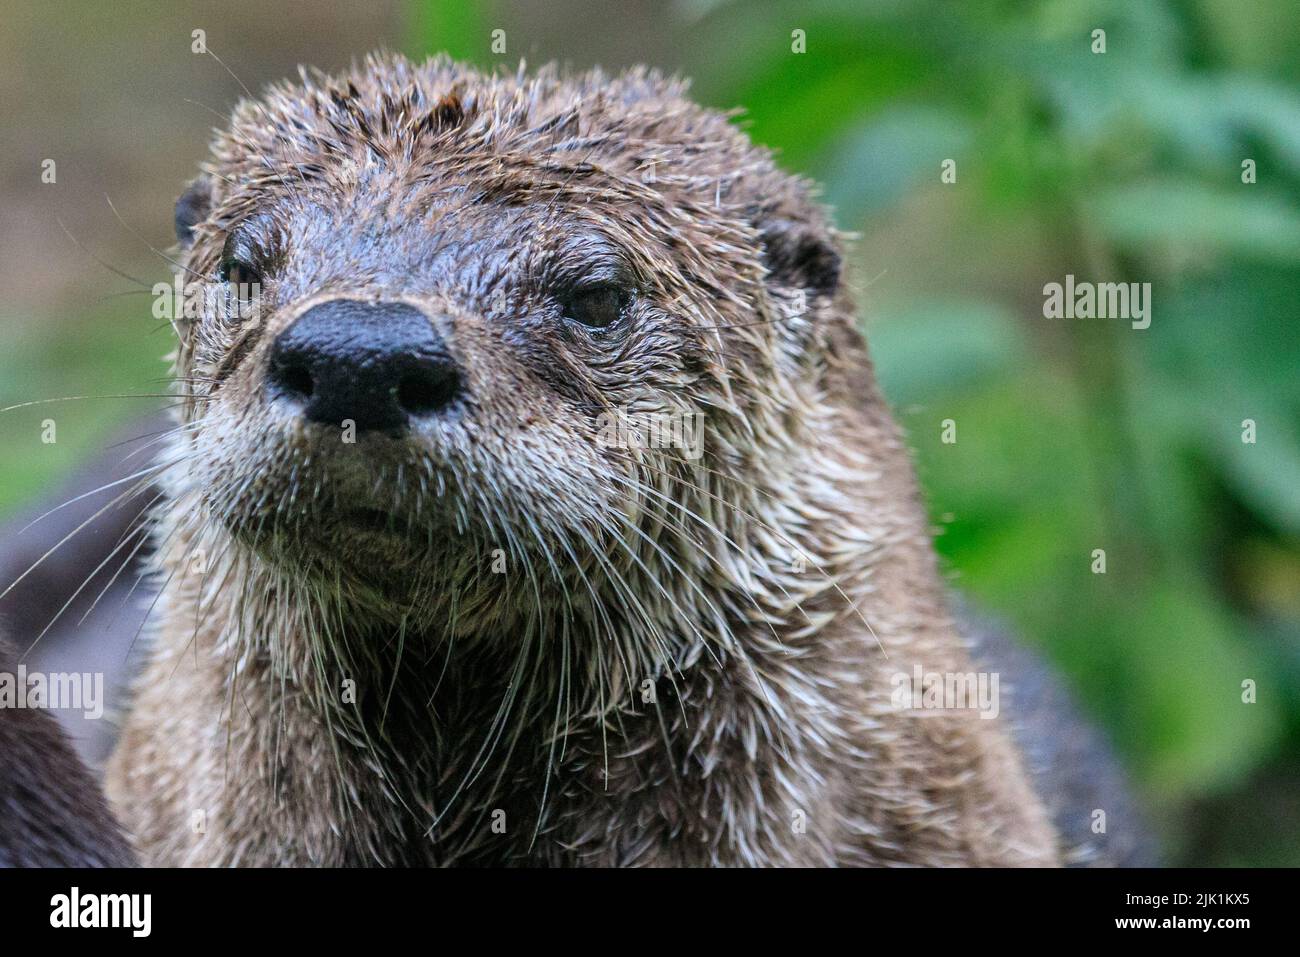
[224,501,455,594]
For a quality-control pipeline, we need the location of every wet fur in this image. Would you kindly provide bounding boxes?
[107,54,1063,866]
[0,639,135,867]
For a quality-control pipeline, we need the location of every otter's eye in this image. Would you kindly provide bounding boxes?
[220,258,262,301]
[563,284,629,329]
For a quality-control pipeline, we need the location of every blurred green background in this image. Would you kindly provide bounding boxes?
[1,0,1296,864]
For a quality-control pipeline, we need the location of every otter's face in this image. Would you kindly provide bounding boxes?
[167,58,843,626]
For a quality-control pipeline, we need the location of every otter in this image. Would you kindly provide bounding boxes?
[0,638,135,867]
[101,53,1132,866]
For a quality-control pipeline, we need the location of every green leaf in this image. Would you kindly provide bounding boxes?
[1092,178,1300,262]
[405,0,488,65]
[821,105,973,223]
[866,299,1027,408]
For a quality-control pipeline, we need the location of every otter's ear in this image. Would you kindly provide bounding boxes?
[174,177,213,248]
[758,218,841,298]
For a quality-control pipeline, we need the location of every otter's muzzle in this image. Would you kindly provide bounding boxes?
[266,299,462,434]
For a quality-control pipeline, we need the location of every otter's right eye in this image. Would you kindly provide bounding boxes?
[563,284,629,330]
[219,258,262,302]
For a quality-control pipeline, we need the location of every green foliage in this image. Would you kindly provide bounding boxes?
[0,302,167,514]
[681,0,1300,863]
[405,0,488,66]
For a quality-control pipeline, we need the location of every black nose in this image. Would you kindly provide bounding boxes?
[267,299,462,434]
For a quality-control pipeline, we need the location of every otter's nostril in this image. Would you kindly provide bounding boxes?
[397,367,460,416]
[275,361,314,401]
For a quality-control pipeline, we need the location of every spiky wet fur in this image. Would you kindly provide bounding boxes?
[107,54,1059,866]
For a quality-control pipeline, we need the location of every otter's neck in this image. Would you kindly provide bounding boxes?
[109,421,1058,866]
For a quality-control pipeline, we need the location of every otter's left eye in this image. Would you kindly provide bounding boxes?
[220,258,262,300]
[563,284,630,329]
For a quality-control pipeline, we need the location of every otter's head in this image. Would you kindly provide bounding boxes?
[168,54,858,653]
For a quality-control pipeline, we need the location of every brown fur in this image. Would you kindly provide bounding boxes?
[106,54,1060,866]
[0,639,136,867]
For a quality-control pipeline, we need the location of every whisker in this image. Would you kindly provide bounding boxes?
[55,216,153,290]
[0,394,201,414]
[104,193,205,282]
[627,455,890,659]
[1,455,187,606]
[15,461,171,536]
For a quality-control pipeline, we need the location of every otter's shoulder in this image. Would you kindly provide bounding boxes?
[0,638,136,867]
